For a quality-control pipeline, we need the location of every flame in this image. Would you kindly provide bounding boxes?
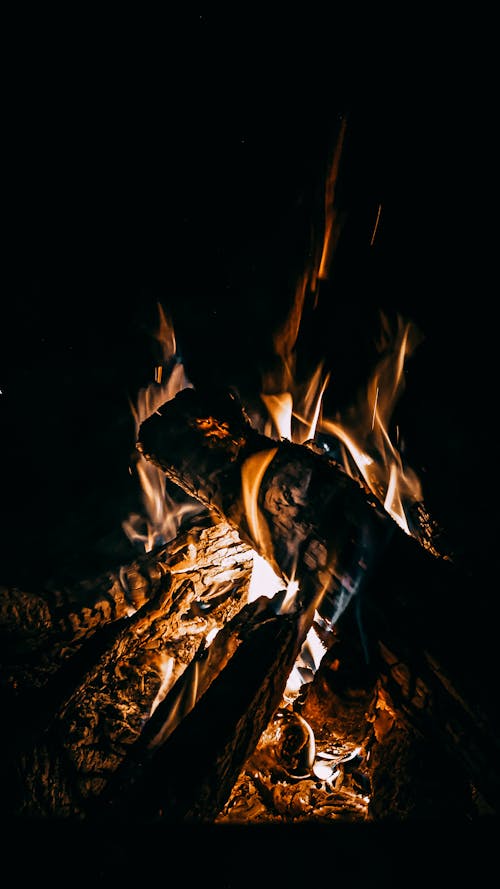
[260,392,293,441]
[284,622,326,700]
[318,116,347,282]
[260,273,330,447]
[149,654,175,718]
[148,660,200,750]
[256,119,423,536]
[241,448,278,562]
[258,119,347,448]
[321,314,423,534]
[126,122,425,786]
[123,303,200,552]
[247,552,285,603]
[241,447,303,612]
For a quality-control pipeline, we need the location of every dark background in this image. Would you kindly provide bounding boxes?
[1,13,498,883]
[2,58,495,592]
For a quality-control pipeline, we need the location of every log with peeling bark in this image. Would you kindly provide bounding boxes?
[0,517,250,696]
[0,520,254,818]
[137,386,400,620]
[137,386,500,815]
[95,595,309,823]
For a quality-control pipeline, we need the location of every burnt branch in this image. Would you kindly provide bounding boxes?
[96,596,308,824]
[137,387,401,619]
[137,387,500,815]
[1,520,253,818]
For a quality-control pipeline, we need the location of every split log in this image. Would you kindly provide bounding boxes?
[0,531,191,694]
[95,595,309,824]
[361,531,500,816]
[137,387,401,623]
[1,520,254,818]
[137,387,500,814]
[0,517,250,695]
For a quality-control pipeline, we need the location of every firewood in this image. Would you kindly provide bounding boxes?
[0,517,250,694]
[362,531,500,814]
[1,520,254,818]
[137,386,500,814]
[95,596,308,824]
[137,387,403,619]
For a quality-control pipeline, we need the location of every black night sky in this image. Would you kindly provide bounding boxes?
[1,14,498,881]
[2,69,495,591]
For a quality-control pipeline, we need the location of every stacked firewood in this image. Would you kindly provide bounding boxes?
[1,387,499,823]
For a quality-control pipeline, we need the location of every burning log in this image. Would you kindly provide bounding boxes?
[95,595,308,823]
[137,386,500,814]
[1,518,251,694]
[362,532,500,816]
[0,520,254,818]
[0,541,181,696]
[137,386,394,618]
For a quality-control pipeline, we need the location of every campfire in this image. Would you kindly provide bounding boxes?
[2,120,499,843]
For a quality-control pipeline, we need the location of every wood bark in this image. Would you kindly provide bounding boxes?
[1,520,253,818]
[95,595,308,824]
[137,386,500,815]
[137,387,404,622]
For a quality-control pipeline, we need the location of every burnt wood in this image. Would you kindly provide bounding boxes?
[95,596,308,823]
[137,386,500,815]
[137,387,398,621]
[0,521,253,818]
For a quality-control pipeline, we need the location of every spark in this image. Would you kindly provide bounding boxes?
[370,203,382,246]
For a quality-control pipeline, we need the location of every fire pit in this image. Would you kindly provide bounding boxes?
[2,108,498,883]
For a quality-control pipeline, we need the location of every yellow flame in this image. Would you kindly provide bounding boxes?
[241,448,278,563]
[149,654,175,718]
[294,366,331,444]
[272,273,308,385]
[305,620,328,672]
[259,122,347,448]
[247,551,285,603]
[148,660,199,750]
[123,304,199,552]
[320,314,423,534]
[261,272,329,446]
[155,302,177,364]
[260,392,293,440]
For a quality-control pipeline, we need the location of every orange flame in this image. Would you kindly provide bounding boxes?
[259,119,347,448]
[261,272,330,447]
[123,303,200,552]
[318,116,347,282]
[241,448,278,564]
[321,314,423,534]
[149,654,175,718]
[247,552,285,603]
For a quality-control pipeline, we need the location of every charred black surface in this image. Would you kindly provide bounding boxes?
[95,598,305,824]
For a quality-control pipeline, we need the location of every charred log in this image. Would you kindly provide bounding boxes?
[362,531,500,815]
[95,596,308,824]
[137,387,398,621]
[1,521,253,818]
[137,386,500,815]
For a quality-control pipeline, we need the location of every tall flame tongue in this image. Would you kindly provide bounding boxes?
[321,313,423,536]
[248,119,428,703]
[122,303,200,552]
